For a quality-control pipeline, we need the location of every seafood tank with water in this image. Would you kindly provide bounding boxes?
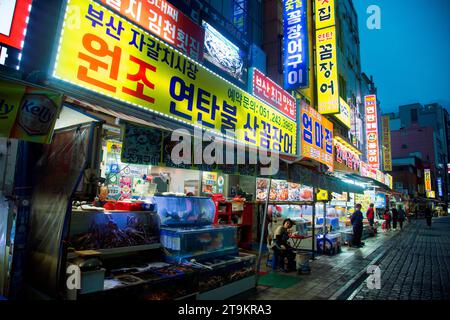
[153,195,238,262]
[153,195,256,298]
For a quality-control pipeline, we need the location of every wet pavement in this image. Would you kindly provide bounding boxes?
[237,216,450,300]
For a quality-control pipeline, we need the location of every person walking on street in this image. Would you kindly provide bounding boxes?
[351,204,364,248]
[391,206,399,230]
[383,208,391,231]
[366,203,375,227]
[398,205,406,230]
[425,206,433,228]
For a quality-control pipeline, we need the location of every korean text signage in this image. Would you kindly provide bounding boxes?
[437,177,443,197]
[335,141,360,173]
[381,115,392,171]
[0,80,62,144]
[427,191,435,199]
[121,122,163,165]
[424,169,432,191]
[335,98,351,129]
[315,0,335,30]
[301,101,333,171]
[251,68,296,121]
[53,0,297,155]
[100,0,204,60]
[283,0,309,90]
[316,27,339,114]
[365,95,380,169]
[0,0,32,69]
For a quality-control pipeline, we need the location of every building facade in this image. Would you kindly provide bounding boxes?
[388,103,449,202]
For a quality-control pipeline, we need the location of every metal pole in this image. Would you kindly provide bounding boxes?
[323,201,327,253]
[312,199,316,260]
[256,178,272,280]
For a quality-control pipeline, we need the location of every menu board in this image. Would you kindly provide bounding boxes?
[256,178,313,202]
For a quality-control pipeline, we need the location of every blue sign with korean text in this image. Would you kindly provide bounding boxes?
[437,177,443,197]
[283,0,309,90]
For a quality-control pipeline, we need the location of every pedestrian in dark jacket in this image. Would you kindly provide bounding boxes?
[351,204,364,247]
[424,206,432,228]
[398,205,406,230]
[391,207,399,230]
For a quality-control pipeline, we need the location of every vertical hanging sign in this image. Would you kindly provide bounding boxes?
[381,115,392,171]
[283,0,309,90]
[365,95,380,169]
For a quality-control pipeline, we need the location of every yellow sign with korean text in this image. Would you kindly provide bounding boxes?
[426,191,435,199]
[316,26,340,115]
[315,0,336,30]
[381,115,392,171]
[0,80,62,144]
[424,169,432,191]
[300,101,334,171]
[52,0,297,155]
[335,98,351,129]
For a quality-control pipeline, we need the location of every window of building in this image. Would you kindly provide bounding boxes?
[411,109,418,122]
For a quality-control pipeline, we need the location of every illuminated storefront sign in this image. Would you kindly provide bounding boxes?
[315,0,335,30]
[437,177,443,197]
[283,0,309,90]
[381,115,392,171]
[448,163,450,174]
[0,80,62,144]
[335,98,351,129]
[0,0,32,69]
[376,170,384,184]
[250,68,296,121]
[300,101,334,171]
[427,191,435,199]
[425,169,432,191]
[365,95,380,169]
[202,21,246,83]
[53,0,297,155]
[316,189,329,201]
[385,174,393,190]
[316,26,339,114]
[334,140,361,173]
[360,161,376,180]
[100,0,204,60]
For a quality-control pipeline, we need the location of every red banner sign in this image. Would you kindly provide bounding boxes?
[101,0,205,60]
[251,68,296,120]
[365,95,380,169]
[335,141,361,172]
[0,0,32,49]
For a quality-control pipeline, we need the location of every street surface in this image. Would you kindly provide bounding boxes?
[238,217,450,300]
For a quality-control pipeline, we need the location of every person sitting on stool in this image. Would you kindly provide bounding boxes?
[272,219,296,272]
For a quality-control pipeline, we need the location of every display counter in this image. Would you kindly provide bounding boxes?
[65,195,256,300]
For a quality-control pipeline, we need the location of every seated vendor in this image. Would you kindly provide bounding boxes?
[272,218,296,272]
[93,185,110,208]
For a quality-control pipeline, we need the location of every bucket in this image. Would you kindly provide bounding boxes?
[296,252,311,274]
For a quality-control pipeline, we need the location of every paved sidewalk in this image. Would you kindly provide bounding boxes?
[238,223,402,300]
[351,217,450,300]
[238,217,450,300]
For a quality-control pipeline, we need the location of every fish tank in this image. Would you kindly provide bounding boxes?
[67,211,161,251]
[153,195,215,226]
[160,225,238,262]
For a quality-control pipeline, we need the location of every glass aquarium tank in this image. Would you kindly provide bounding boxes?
[67,211,160,251]
[153,195,215,226]
[160,225,238,262]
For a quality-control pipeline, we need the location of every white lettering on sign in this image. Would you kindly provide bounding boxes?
[0,46,8,65]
